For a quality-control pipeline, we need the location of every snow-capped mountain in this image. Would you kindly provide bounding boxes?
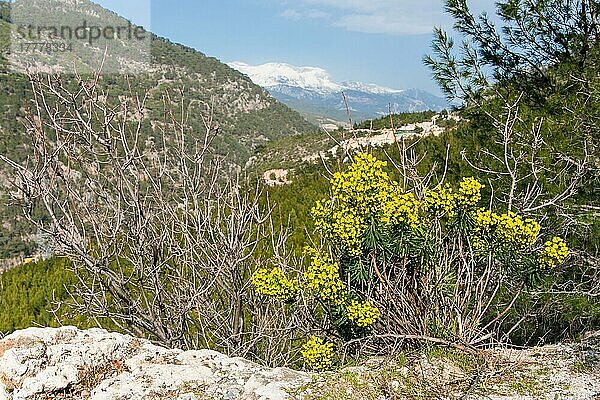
[228,62,343,94]
[340,80,404,95]
[228,62,448,123]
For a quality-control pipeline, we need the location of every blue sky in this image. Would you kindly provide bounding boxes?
[95,0,497,95]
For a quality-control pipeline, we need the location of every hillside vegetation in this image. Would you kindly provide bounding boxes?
[0,0,598,387]
[0,0,316,262]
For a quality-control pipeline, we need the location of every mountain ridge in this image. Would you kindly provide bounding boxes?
[228,61,449,124]
[0,0,316,262]
[228,61,406,95]
[0,0,316,159]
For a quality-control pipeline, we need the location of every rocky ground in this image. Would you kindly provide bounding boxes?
[1,327,599,399]
[0,327,310,400]
[298,333,600,400]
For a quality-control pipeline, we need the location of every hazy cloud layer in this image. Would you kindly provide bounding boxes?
[280,0,496,35]
[281,8,330,20]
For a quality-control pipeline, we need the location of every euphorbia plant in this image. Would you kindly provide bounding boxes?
[252,152,570,370]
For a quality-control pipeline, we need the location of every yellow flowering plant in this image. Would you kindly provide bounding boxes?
[251,266,299,301]
[424,177,485,218]
[424,184,458,217]
[304,247,346,305]
[252,152,572,357]
[539,236,570,269]
[474,209,542,251]
[457,177,484,207]
[301,336,335,371]
[310,152,423,256]
[347,300,380,327]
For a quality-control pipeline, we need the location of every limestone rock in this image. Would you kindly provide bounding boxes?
[0,327,310,400]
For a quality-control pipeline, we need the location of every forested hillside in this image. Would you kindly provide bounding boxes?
[0,0,316,262]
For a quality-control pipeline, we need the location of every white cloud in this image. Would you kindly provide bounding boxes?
[333,11,441,35]
[281,8,330,21]
[277,0,496,35]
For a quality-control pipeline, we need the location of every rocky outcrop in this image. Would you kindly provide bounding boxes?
[2,327,599,400]
[263,169,292,187]
[0,327,310,400]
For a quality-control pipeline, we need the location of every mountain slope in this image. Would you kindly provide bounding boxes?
[229,62,449,124]
[0,0,316,262]
[0,1,315,162]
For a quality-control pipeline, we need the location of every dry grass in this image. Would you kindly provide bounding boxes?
[294,341,600,399]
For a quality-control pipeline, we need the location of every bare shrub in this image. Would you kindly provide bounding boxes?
[0,70,306,365]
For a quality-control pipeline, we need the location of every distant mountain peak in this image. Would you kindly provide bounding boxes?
[228,61,448,124]
[229,61,406,96]
[228,61,343,94]
[341,81,405,95]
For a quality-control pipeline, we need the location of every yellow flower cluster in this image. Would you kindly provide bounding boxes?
[475,209,541,249]
[457,177,484,207]
[311,198,368,256]
[425,178,484,217]
[312,200,363,256]
[312,153,425,255]
[304,248,346,305]
[380,192,421,228]
[311,198,332,232]
[424,184,457,217]
[330,153,391,213]
[301,336,334,371]
[347,300,380,327]
[497,213,541,247]
[539,236,570,269]
[475,209,495,228]
[330,209,366,256]
[251,267,299,300]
